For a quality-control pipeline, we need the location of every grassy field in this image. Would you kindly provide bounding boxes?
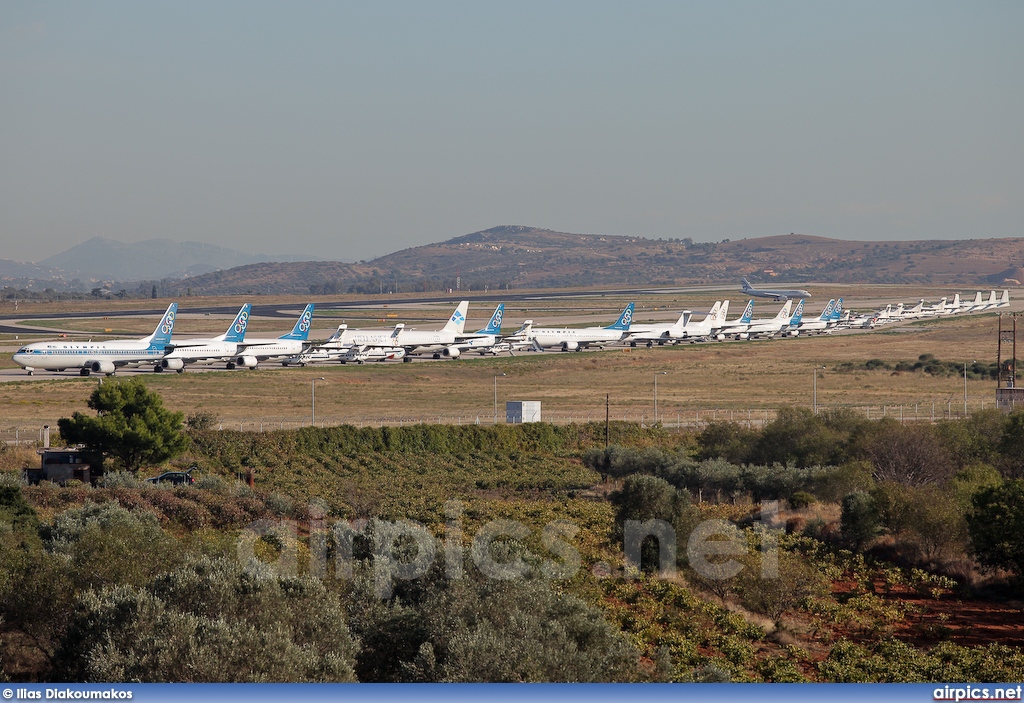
[0,306,1010,427]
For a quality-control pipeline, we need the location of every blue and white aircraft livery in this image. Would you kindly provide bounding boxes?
[230,304,315,368]
[13,303,178,376]
[440,303,507,358]
[508,303,635,351]
[159,304,251,371]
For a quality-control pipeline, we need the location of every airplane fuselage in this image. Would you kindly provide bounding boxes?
[13,341,166,374]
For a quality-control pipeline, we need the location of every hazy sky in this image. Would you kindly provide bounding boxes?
[2,2,1021,263]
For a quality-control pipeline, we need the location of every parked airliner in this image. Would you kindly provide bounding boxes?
[13,303,178,376]
[229,304,315,368]
[159,304,251,371]
[506,303,634,351]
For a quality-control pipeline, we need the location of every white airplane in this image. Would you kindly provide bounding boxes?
[392,301,471,359]
[13,303,178,376]
[229,304,315,368]
[627,302,729,346]
[158,304,251,372]
[341,346,406,364]
[740,300,794,339]
[438,304,507,358]
[717,300,756,338]
[789,299,838,335]
[505,303,635,351]
[624,308,695,346]
[996,290,1011,308]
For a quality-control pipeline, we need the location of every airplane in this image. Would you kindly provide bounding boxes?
[788,299,836,335]
[742,300,795,339]
[13,303,178,376]
[438,303,507,358]
[741,278,811,301]
[626,302,727,347]
[624,308,696,347]
[300,302,470,362]
[717,300,756,338]
[389,301,471,360]
[158,304,251,372]
[227,304,315,369]
[996,290,1011,308]
[505,303,635,351]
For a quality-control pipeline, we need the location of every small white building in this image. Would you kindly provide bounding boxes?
[506,401,541,424]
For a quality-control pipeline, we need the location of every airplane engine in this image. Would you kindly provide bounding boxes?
[787,330,800,337]
[442,346,461,358]
[715,333,726,342]
[89,360,116,376]
[562,341,579,352]
[160,358,185,371]
[236,355,259,368]
[737,333,750,340]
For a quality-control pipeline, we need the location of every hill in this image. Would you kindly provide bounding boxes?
[162,226,1024,296]
[34,237,322,282]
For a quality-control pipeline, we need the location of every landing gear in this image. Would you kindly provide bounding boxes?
[79,368,91,376]
[226,362,236,370]
[403,357,412,363]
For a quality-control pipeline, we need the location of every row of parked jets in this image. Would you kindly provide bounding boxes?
[10,288,1012,376]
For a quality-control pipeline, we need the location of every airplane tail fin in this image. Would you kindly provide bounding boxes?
[700,302,721,325]
[221,304,252,344]
[830,298,844,322]
[442,301,469,334]
[391,323,405,341]
[145,303,178,348]
[1000,290,1010,306]
[605,303,635,331]
[739,300,754,324]
[971,292,983,307]
[326,324,348,343]
[776,300,793,320]
[951,293,961,309]
[789,300,805,326]
[987,291,997,306]
[280,304,315,341]
[818,299,836,322]
[715,300,730,327]
[741,278,752,292]
[476,303,504,335]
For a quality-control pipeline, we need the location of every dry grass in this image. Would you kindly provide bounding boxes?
[0,306,1007,428]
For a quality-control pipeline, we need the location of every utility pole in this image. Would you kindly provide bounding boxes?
[605,393,610,447]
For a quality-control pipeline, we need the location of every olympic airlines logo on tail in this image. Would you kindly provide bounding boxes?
[491,309,503,328]
[161,310,175,335]
[621,309,632,325]
[235,311,249,334]
[299,311,312,332]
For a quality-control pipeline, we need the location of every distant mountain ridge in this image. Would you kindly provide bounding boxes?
[157,226,1024,296]
[31,237,322,282]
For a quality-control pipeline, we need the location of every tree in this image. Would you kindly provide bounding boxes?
[968,480,1024,579]
[58,379,188,474]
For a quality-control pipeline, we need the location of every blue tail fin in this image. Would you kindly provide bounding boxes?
[818,299,836,321]
[280,304,314,340]
[741,278,752,292]
[605,303,635,331]
[790,300,805,325]
[222,304,251,343]
[739,300,754,323]
[476,303,504,335]
[147,303,178,349]
[830,298,844,322]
